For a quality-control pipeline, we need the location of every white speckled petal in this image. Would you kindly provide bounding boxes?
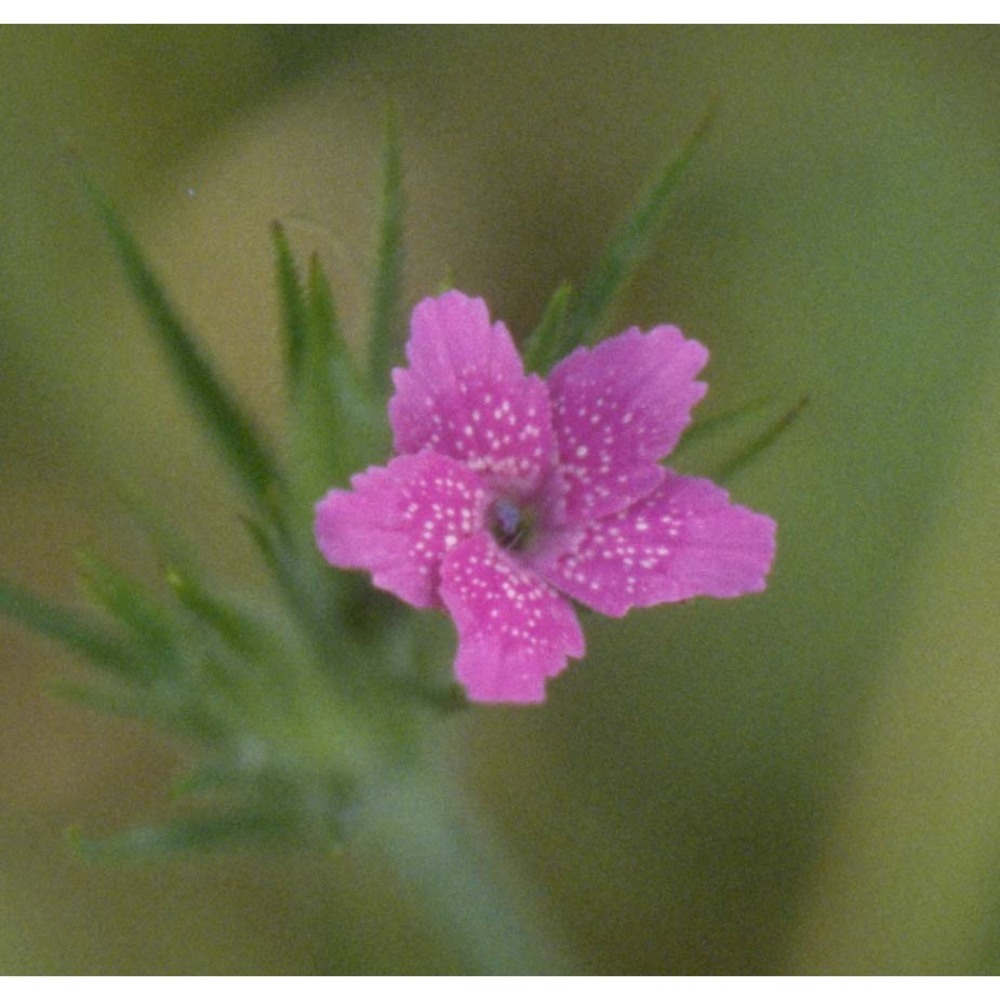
[546,326,709,524]
[440,532,585,703]
[540,471,777,616]
[389,291,555,501]
[314,451,490,609]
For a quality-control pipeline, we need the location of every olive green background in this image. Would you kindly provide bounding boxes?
[1,26,997,973]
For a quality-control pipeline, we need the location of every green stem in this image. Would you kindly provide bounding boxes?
[364,763,576,975]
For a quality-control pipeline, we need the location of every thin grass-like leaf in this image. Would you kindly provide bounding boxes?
[671,393,775,462]
[295,256,358,496]
[49,678,150,717]
[171,760,246,798]
[78,552,181,669]
[241,513,337,649]
[523,282,572,374]
[272,222,310,387]
[166,568,274,662]
[81,173,281,507]
[368,106,405,393]
[711,395,809,483]
[108,479,199,573]
[0,579,136,676]
[307,252,369,409]
[49,678,225,742]
[68,810,294,861]
[306,253,343,363]
[274,232,351,525]
[559,102,716,355]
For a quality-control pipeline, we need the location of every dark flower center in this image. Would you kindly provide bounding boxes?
[489,497,533,551]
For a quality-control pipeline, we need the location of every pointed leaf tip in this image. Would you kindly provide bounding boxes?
[68,810,294,861]
[562,103,717,353]
[713,394,809,482]
[524,282,573,374]
[368,106,406,393]
[672,393,776,462]
[81,171,281,508]
[272,221,309,387]
[0,578,137,676]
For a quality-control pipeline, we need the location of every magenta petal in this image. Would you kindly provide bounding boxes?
[314,452,490,609]
[541,471,776,616]
[546,326,709,524]
[439,533,585,704]
[389,291,555,500]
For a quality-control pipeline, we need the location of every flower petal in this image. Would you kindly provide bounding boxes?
[440,533,585,703]
[389,291,555,500]
[540,471,776,616]
[546,326,709,524]
[315,451,489,609]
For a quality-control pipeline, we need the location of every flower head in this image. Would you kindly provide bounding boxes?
[315,291,775,704]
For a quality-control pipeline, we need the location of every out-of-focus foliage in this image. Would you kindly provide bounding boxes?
[0,25,998,974]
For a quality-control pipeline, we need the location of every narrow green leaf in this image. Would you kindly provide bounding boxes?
[107,478,199,573]
[368,106,405,393]
[50,676,174,725]
[711,395,809,483]
[50,676,229,742]
[391,677,468,714]
[242,514,290,589]
[166,567,272,660]
[523,282,573,374]
[306,252,368,404]
[306,253,341,361]
[241,514,336,645]
[560,102,716,355]
[49,678,139,716]
[243,503,309,586]
[172,760,244,798]
[78,552,180,667]
[435,269,455,295]
[0,578,136,675]
[272,222,310,387]
[68,810,294,861]
[292,255,359,495]
[80,172,281,506]
[272,230,370,536]
[671,393,775,462]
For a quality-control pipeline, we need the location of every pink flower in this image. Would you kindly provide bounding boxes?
[315,291,776,704]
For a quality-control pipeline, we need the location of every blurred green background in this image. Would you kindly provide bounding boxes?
[1,25,998,974]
